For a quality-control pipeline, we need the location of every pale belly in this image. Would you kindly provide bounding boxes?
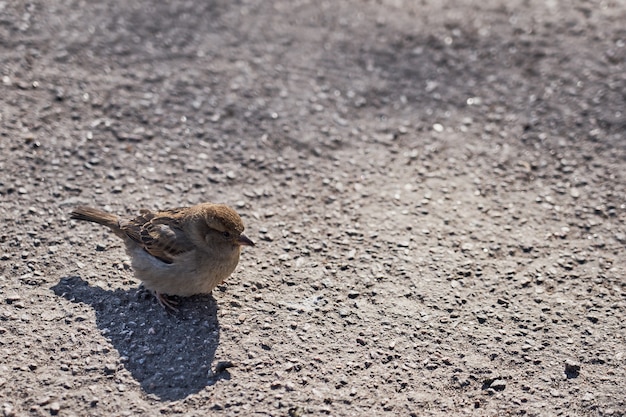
[126,244,241,296]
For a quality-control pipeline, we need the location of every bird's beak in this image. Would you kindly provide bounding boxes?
[237,234,255,247]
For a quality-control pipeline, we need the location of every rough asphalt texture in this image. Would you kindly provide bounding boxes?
[1,1,625,416]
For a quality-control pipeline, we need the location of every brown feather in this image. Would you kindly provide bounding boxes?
[119,210,195,264]
[70,206,125,238]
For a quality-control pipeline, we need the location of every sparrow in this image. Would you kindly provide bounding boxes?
[70,203,254,310]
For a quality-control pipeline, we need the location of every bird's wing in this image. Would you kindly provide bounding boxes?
[120,209,195,264]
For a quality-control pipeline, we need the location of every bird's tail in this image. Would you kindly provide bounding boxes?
[70,206,122,235]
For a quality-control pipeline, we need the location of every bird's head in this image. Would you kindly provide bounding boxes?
[199,204,255,250]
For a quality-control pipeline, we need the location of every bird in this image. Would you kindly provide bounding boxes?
[70,203,254,310]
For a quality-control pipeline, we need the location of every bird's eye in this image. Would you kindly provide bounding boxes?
[221,231,231,239]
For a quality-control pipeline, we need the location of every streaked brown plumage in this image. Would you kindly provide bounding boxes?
[70,203,254,310]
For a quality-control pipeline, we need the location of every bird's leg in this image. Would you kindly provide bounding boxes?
[154,291,179,312]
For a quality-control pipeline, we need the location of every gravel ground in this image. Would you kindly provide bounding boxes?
[1,0,625,416]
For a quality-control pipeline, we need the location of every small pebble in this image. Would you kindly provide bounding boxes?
[214,361,235,373]
[564,359,580,378]
[49,402,61,415]
[490,379,506,391]
[37,396,51,406]
[582,392,595,402]
[5,295,21,304]
[103,364,116,375]
[1,402,15,417]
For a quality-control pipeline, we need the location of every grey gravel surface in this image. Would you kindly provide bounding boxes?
[1,0,625,416]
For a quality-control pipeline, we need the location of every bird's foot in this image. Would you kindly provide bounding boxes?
[154,291,179,312]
